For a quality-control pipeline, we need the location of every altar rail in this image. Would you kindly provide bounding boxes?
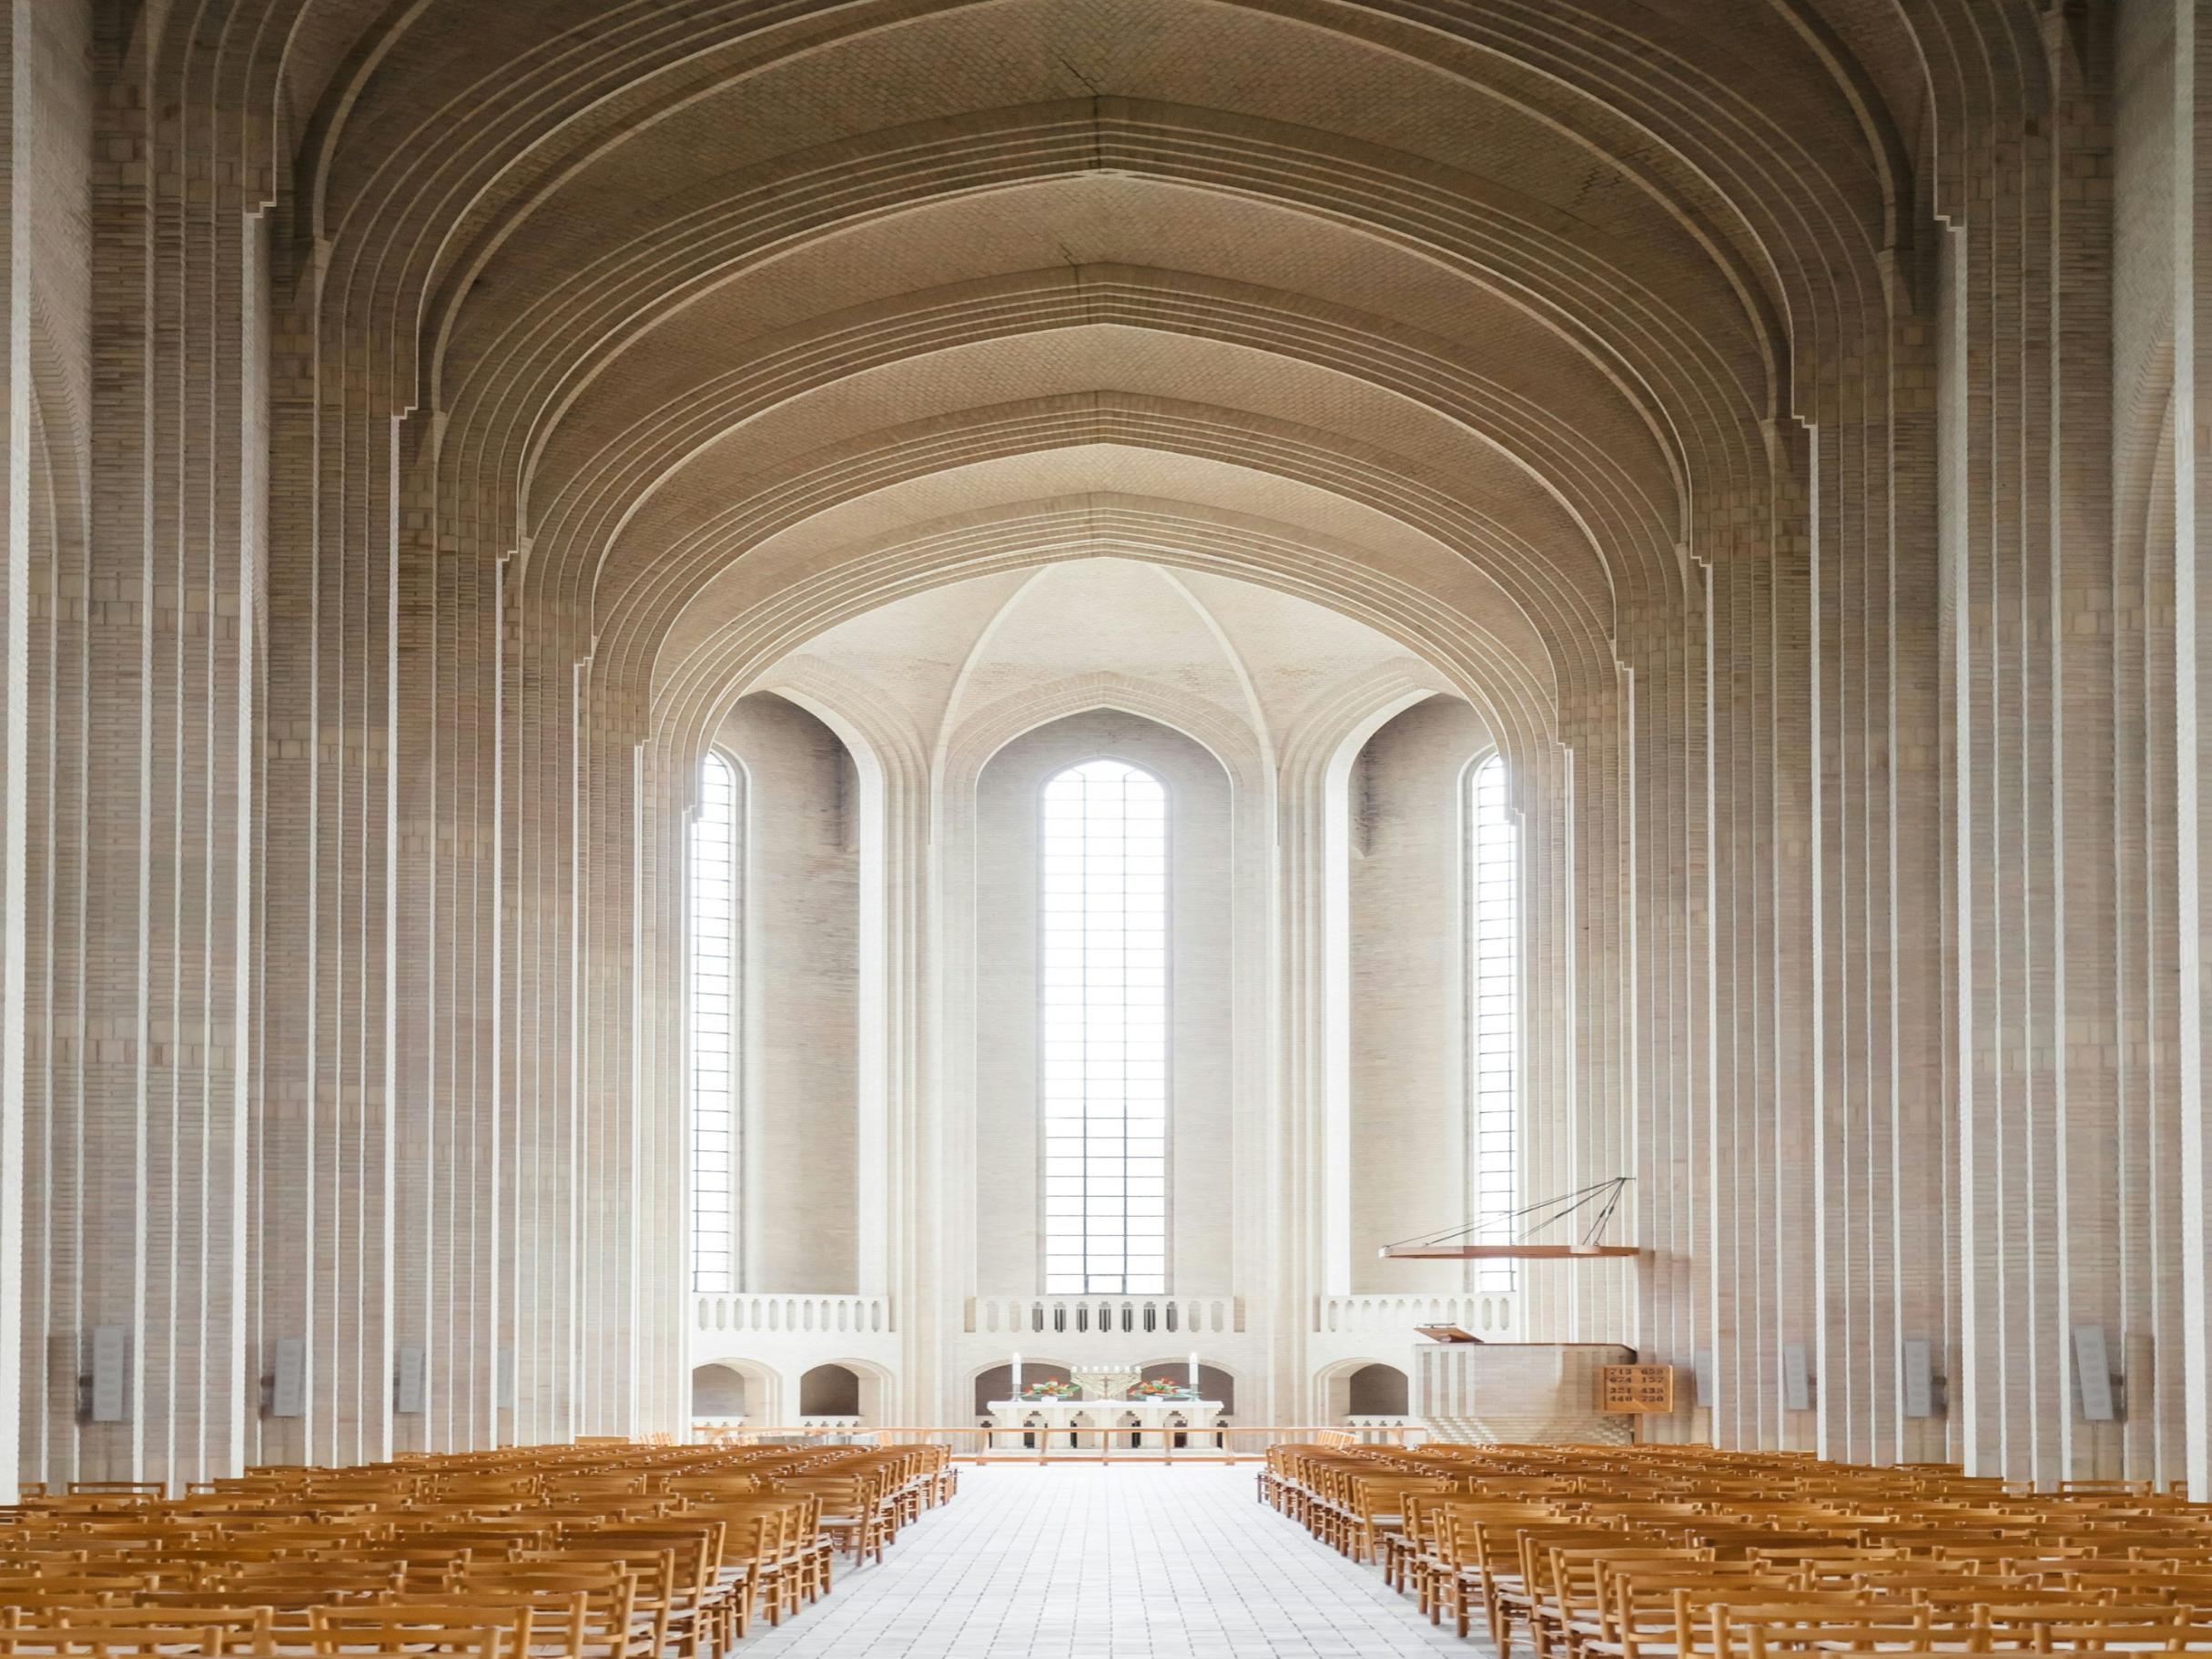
[692,1423,1418,1462]
[693,1293,892,1335]
[966,1296,1243,1336]
[1315,1292,1517,1338]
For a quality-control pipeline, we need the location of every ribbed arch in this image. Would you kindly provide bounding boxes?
[605,399,1608,725]
[519,265,1689,615]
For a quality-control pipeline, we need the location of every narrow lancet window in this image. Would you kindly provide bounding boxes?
[691,752,740,1293]
[1040,760,1169,1293]
[1468,754,1518,1292]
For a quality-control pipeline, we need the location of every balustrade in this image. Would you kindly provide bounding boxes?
[1315,1292,1517,1338]
[692,1292,891,1336]
[965,1295,1243,1337]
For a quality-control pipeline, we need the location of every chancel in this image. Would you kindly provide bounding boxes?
[982,1359,1224,1452]
[5,0,2212,1652]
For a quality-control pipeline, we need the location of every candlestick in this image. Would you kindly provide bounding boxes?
[1188,1350,1199,1391]
[1012,1351,1022,1395]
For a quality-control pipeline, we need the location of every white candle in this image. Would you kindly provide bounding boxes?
[1188,1351,1199,1390]
[1012,1352,1023,1394]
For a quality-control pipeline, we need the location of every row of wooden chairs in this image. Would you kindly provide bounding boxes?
[1262,1442,2212,1654]
[0,1437,959,1656]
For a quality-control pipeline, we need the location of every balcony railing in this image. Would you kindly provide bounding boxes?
[966,1296,1243,1337]
[693,1293,891,1337]
[1316,1292,1517,1338]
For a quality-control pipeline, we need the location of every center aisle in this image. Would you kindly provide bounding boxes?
[744,1462,1467,1658]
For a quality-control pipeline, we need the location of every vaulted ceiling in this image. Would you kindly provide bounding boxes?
[160,0,2000,749]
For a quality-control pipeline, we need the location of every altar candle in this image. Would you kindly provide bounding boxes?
[1188,1351,1199,1390]
[1012,1352,1022,1395]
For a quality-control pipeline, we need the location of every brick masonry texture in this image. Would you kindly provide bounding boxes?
[0,0,2207,1496]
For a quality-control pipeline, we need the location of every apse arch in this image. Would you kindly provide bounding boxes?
[648,490,1564,792]
[612,400,1610,740]
[943,679,1263,804]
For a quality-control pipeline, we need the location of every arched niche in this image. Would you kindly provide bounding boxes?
[1346,694,1491,1293]
[689,1361,749,1418]
[798,1362,863,1419]
[1346,1363,1412,1419]
[710,692,862,1292]
[689,1357,781,1425]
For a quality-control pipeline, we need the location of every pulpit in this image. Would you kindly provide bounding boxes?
[1414,1340,1639,1444]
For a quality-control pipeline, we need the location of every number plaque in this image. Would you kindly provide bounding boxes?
[1598,1363,1676,1413]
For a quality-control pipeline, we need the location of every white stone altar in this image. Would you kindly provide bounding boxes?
[983,1396,1224,1450]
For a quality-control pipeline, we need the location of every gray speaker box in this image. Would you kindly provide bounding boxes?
[395,1345,428,1415]
[1781,1342,1813,1411]
[2073,1324,2118,1421]
[88,1326,128,1422]
[270,1336,306,1417]
[1901,1337,1937,1418]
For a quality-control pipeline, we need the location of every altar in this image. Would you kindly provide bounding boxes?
[984,1396,1224,1449]
[982,1362,1223,1452]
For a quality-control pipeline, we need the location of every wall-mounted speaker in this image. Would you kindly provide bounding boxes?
[270,1337,306,1418]
[1901,1337,1938,1418]
[2073,1324,2118,1421]
[395,1346,428,1416]
[1781,1343,1813,1411]
[88,1326,128,1422]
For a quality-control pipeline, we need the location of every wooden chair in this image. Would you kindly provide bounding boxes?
[571,1525,731,1656]
[307,1606,540,1658]
[1707,1599,1931,1659]
[0,1626,265,1657]
[435,1570,637,1659]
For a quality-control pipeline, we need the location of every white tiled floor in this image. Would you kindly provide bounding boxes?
[744,1463,1472,1657]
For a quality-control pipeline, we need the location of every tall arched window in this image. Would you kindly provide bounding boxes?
[1468,753,1518,1291]
[1040,759,1169,1294]
[691,752,740,1294]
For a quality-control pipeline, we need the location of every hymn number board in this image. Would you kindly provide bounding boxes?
[1598,1363,1676,1414]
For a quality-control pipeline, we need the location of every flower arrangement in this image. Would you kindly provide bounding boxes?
[1020,1379,1078,1399]
[1128,1377,1192,1399]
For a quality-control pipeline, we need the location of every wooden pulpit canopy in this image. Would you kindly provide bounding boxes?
[1378,1176,1641,1261]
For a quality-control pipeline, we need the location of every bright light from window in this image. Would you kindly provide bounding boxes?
[692,752,739,1294]
[1040,759,1168,1295]
[1469,754,1518,1292]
